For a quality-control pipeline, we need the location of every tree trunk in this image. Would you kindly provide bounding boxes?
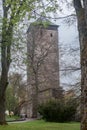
[0,91,7,125]
[32,73,38,118]
[32,93,38,118]
[0,29,12,124]
[83,0,87,25]
[0,78,8,125]
[0,11,13,125]
[73,0,87,130]
[81,45,87,130]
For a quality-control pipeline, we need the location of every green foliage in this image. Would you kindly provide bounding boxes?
[38,99,78,122]
[6,86,18,112]
[6,115,20,121]
[63,98,78,122]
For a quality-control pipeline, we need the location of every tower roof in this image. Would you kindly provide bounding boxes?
[27,17,59,33]
[36,17,58,27]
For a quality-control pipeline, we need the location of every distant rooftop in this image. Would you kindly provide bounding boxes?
[27,16,59,33]
[36,17,58,26]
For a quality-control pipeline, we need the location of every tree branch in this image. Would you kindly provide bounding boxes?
[34,11,76,19]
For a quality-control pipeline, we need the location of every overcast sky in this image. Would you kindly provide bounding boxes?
[55,19,80,89]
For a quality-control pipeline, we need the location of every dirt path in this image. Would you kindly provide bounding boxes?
[8,118,36,123]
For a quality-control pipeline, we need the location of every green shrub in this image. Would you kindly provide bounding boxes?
[38,99,77,122]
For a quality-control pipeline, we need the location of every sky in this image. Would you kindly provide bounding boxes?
[56,19,80,89]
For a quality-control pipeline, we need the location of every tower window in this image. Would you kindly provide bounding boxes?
[40,30,43,36]
[50,33,53,37]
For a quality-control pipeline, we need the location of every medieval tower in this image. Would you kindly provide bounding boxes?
[26,17,61,118]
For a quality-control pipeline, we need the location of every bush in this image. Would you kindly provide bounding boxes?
[38,99,77,122]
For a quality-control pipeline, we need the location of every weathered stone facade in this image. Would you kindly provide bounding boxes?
[26,18,61,118]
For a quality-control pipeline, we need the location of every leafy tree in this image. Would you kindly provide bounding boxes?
[0,0,57,125]
[38,99,77,122]
[6,86,18,112]
[9,73,26,99]
[6,73,27,116]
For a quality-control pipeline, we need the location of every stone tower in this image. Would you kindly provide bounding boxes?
[26,17,61,118]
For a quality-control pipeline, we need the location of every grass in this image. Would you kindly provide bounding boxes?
[0,120,80,130]
[6,115,20,121]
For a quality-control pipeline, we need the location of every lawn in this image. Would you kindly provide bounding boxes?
[0,120,80,130]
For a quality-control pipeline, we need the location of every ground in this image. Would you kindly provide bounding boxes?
[0,120,80,130]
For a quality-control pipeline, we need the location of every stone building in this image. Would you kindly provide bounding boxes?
[26,17,62,118]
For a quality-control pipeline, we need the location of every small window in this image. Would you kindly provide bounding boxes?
[29,38,31,41]
[40,30,43,36]
[50,33,53,37]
